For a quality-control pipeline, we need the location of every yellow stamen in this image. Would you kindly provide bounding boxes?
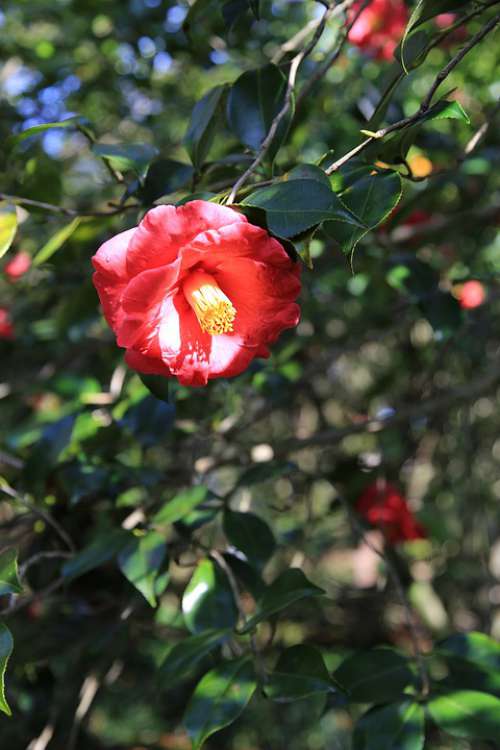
[183,270,236,336]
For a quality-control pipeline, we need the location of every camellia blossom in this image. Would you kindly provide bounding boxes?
[348,0,409,61]
[4,251,31,281]
[356,481,427,545]
[92,201,301,386]
[458,280,486,310]
[0,307,14,340]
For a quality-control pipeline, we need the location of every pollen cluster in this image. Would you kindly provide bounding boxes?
[183,270,236,336]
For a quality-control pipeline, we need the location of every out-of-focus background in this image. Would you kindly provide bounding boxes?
[1,1,500,748]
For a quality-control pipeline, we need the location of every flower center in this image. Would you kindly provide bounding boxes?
[183,270,236,336]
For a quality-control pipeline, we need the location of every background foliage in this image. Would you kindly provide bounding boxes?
[1,1,500,748]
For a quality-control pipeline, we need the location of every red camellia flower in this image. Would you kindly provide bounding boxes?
[348,0,408,61]
[0,307,14,340]
[458,280,486,310]
[356,481,427,545]
[4,251,31,281]
[92,201,301,386]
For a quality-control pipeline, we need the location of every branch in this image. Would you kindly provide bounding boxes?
[227,1,339,203]
[325,11,500,174]
[0,192,140,217]
[0,483,75,552]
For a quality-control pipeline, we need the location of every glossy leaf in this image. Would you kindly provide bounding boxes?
[0,204,17,259]
[154,486,209,526]
[140,159,194,203]
[118,531,169,606]
[0,622,13,716]
[241,568,324,633]
[0,548,23,596]
[284,163,332,187]
[227,64,292,160]
[242,179,360,239]
[223,509,275,569]
[324,170,402,255]
[7,116,92,149]
[265,645,340,703]
[121,395,175,447]
[62,530,131,580]
[437,632,500,695]
[182,559,238,634]
[353,700,425,750]
[421,99,470,125]
[32,217,81,266]
[92,143,159,178]
[184,657,256,750]
[184,85,225,169]
[160,629,230,681]
[427,690,500,741]
[333,649,416,702]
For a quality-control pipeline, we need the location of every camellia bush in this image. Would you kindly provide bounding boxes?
[1,0,500,748]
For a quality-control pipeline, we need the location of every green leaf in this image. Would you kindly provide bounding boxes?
[265,645,340,703]
[138,374,172,404]
[241,569,324,633]
[400,1,472,69]
[182,559,238,634]
[118,531,169,607]
[333,649,416,702]
[422,99,470,125]
[7,116,92,149]
[184,657,256,750]
[24,414,77,485]
[324,170,402,255]
[237,460,296,487]
[227,63,293,161]
[223,510,276,570]
[154,486,209,526]
[283,164,332,188]
[92,143,159,178]
[0,549,23,596]
[62,530,131,580]
[160,629,230,681]
[0,204,17,259]
[32,217,81,266]
[353,700,425,750]
[140,159,194,203]
[0,622,13,716]
[437,632,500,695]
[184,85,226,170]
[427,690,500,741]
[241,179,360,239]
[121,395,175,447]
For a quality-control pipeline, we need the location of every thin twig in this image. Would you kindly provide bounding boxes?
[0,483,75,552]
[227,1,338,202]
[325,12,500,174]
[0,192,140,217]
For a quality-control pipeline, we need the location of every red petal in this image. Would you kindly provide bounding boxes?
[125,349,172,377]
[92,228,136,330]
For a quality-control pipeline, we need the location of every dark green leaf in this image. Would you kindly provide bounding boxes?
[121,395,175,447]
[283,164,332,187]
[333,649,416,702]
[242,179,360,239]
[118,531,169,607]
[223,510,275,570]
[237,460,296,487]
[184,85,226,169]
[241,569,324,633]
[353,700,425,750]
[138,374,172,404]
[140,159,194,203]
[62,530,131,580]
[0,549,23,596]
[222,553,265,600]
[184,657,256,750]
[24,414,77,486]
[92,143,159,178]
[7,116,92,149]
[182,559,238,634]
[324,170,402,255]
[427,690,500,741]
[160,629,230,681]
[437,632,500,695]
[227,63,292,160]
[0,622,13,716]
[405,1,472,36]
[154,486,209,526]
[265,645,340,703]
[0,204,17,259]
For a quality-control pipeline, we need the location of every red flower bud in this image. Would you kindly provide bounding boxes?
[4,251,31,281]
[458,280,486,310]
[92,201,301,386]
[356,481,427,545]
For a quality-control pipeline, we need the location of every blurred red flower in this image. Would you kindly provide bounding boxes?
[4,251,31,281]
[92,201,301,386]
[0,307,14,339]
[348,0,409,61]
[458,280,486,310]
[356,481,427,545]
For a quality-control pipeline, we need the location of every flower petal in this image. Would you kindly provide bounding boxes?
[92,228,136,330]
